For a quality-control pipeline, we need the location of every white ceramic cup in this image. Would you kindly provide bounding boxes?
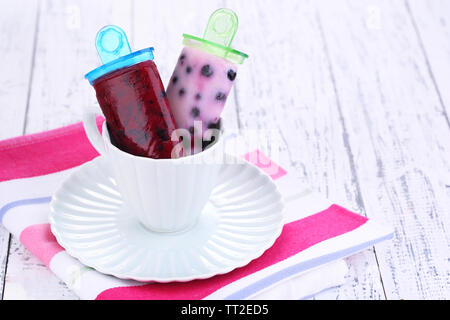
[82,112,224,233]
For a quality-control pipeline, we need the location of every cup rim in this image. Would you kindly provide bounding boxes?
[101,121,224,162]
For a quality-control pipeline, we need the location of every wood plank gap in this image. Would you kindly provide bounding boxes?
[372,246,388,299]
[1,1,41,300]
[0,236,12,300]
[315,11,366,215]
[315,9,387,300]
[22,2,41,135]
[404,0,450,129]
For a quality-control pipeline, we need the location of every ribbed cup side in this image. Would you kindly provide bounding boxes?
[112,148,223,233]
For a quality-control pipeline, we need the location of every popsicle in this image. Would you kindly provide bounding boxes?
[85,25,179,159]
[166,9,248,153]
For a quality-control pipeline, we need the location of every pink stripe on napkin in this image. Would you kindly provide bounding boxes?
[243,150,287,180]
[0,117,104,182]
[20,224,64,267]
[96,204,367,300]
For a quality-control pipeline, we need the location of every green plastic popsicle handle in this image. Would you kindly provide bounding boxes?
[182,8,248,64]
[203,8,238,48]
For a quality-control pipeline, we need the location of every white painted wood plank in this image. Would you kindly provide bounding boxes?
[316,0,450,299]
[24,0,132,134]
[407,0,450,126]
[0,0,38,139]
[3,238,78,300]
[0,0,39,300]
[3,0,132,300]
[223,0,385,299]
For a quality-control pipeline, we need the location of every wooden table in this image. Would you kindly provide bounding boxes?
[1,0,449,300]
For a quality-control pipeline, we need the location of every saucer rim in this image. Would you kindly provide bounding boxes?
[49,154,285,283]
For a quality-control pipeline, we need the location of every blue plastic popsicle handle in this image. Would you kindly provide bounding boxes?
[95,25,131,64]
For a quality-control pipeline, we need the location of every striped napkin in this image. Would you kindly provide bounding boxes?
[0,118,393,300]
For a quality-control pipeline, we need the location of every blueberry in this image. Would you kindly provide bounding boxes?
[215,92,227,101]
[156,128,169,141]
[172,76,178,84]
[202,134,217,150]
[191,107,200,118]
[186,66,192,74]
[179,54,186,65]
[161,91,167,98]
[179,88,185,96]
[123,71,142,87]
[227,69,237,81]
[207,119,221,129]
[195,93,202,100]
[201,65,214,77]
[202,139,215,150]
[189,126,195,134]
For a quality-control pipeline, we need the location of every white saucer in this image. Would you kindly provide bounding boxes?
[49,155,284,282]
